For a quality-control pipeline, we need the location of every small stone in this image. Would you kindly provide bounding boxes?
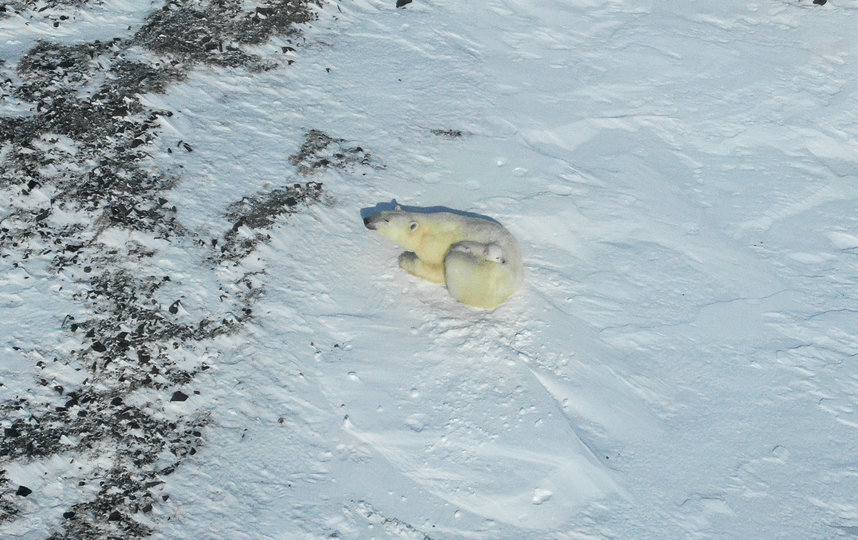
[91,341,106,353]
[108,510,122,521]
[16,485,32,497]
[170,390,189,402]
[63,511,76,519]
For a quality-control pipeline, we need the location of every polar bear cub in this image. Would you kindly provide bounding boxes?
[363,207,523,309]
[448,241,506,264]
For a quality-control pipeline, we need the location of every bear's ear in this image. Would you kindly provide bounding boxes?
[409,221,419,231]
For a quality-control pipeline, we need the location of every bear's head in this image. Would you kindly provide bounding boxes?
[363,209,423,251]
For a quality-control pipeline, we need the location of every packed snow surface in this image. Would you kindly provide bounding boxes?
[2,0,858,538]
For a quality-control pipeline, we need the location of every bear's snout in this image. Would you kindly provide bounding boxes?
[363,215,388,230]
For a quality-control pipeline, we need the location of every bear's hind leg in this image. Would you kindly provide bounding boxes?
[398,251,445,283]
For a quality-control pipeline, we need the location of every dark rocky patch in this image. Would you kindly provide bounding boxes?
[353,499,432,539]
[0,1,96,22]
[215,128,378,262]
[217,180,326,262]
[135,0,320,72]
[0,1,374,538]
[0,471,20,523]
[289,129,378,176]
[430,128,464,138]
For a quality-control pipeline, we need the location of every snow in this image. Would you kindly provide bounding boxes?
[3,0,858,538]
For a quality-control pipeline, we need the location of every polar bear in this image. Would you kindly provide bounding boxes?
[363,207,523,309]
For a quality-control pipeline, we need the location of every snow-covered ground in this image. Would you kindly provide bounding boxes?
[2,0,858,538]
